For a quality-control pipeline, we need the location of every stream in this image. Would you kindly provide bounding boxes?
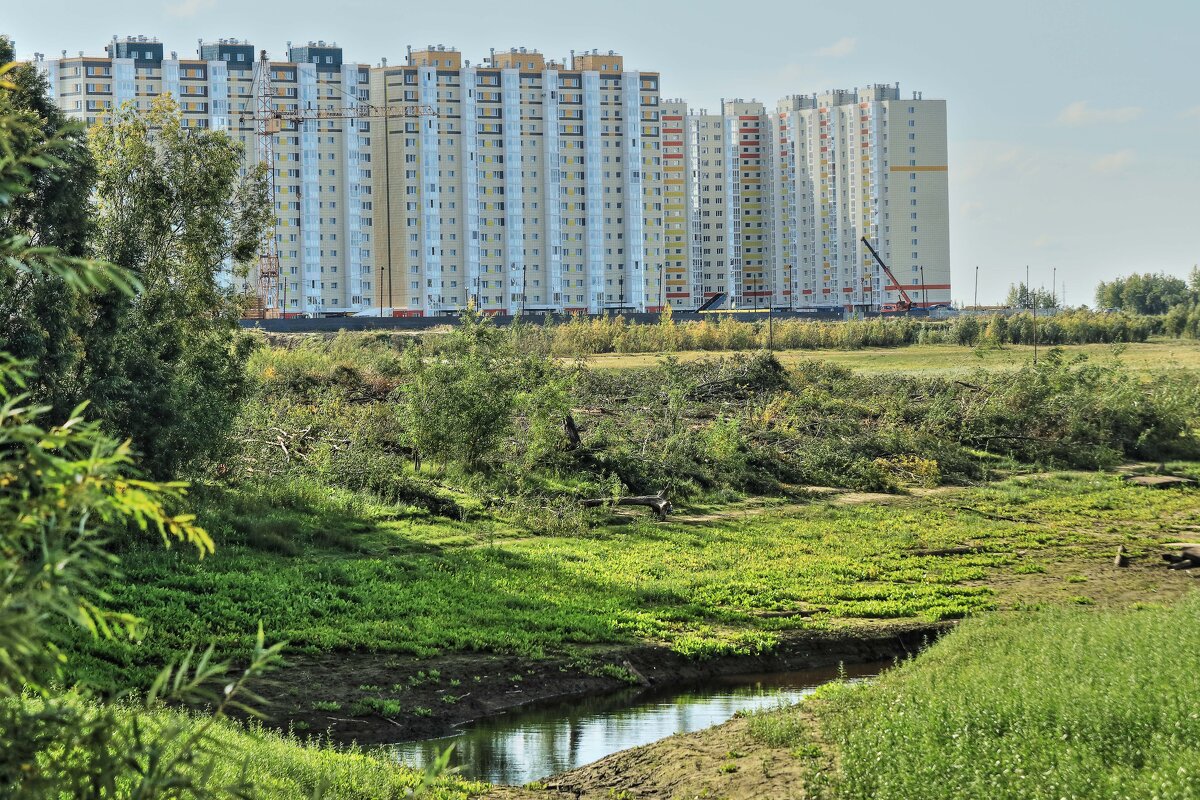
[389,660,885,786]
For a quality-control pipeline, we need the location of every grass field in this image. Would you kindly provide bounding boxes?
[13,693,489,800]
[581,338,1200,374]
[741,594,1200,800]
[69,471,1200,704]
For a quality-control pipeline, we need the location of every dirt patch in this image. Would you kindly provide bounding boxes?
[485,711,832,800]
[987,545,1200,611]
[255,623,944,747]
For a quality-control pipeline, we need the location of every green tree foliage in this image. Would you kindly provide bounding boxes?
[483,310,1156,357]
[1095,271,1195,314]
[1004,281,1056,309]
[399,309,565,473]
[84,95,271,477]
[0,37,94,416]
[0,80,287,796]
[0,55,459,800]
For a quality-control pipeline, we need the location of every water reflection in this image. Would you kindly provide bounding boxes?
[389,661,883,786]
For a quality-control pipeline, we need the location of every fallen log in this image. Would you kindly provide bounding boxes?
[1163,547,1200,567]
[913,545,979,557]
[581,493,672,520]
[1126,474,1196,489]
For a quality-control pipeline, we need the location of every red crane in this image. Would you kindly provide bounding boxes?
[860,236,917,314]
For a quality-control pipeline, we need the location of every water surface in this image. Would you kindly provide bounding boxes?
[390,661,884,785]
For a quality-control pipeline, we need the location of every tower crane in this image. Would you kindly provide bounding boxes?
[242,49,436,318]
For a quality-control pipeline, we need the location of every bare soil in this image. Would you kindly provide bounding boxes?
[484,709,833,800]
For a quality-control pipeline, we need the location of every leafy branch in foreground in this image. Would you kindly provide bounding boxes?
[1,56,454,799]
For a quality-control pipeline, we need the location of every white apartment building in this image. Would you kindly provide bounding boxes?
[369,46,664,316]
[662,85,946,312]
[30,35,946,315]
[34,35,374,316]
[775,84,949,309]
[660,98,776,310]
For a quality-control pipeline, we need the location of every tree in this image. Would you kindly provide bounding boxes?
[84,95,271,477]
[400,309,558,473]
[1004,281,1055,309]
[1095,272,1193,314]
[0,64,289,797]
[0,36,94,416]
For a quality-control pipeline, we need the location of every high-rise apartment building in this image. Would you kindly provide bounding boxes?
[35,35,374,316]
[774,84,948,309]
[368,46,663,315]
[661,87,946,313]
[29,36,947,314]
[659,99,775,310]
[658,100,691,310]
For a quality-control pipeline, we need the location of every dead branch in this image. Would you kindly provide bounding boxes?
[581,492,672,521]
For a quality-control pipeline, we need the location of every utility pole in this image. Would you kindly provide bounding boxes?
[767,260,775,351]
[1052,266,1057,307]
[378,264,384,318]
[974,265,979,309]
[1027,264,1038,365]
[919,265,927,309]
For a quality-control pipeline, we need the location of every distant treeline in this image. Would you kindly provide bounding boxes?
[485,309,1162,356]
[1096,270,1200,338]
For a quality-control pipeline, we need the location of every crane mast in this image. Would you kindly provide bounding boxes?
[242,53,436,319]
[860,236,916,314]
[250,49,281,318]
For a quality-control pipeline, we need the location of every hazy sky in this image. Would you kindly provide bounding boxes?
[8,0,1199,304]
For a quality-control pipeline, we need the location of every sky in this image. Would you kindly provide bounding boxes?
[7,0,1199,305]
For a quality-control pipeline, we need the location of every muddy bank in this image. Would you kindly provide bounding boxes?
[259,620,947,746]
[484,709,832,800]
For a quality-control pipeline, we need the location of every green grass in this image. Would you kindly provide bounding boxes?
[65,471,1200,689]
[582,338,1200,375]
[11,695,488,799]
[805,594,1200,800]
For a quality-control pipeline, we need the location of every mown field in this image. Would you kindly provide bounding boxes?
[582,338,1200,374]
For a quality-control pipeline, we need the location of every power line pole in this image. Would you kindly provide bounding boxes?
[1027,264,1038,365]
[768,259,775,351]
[974,265,978,309]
